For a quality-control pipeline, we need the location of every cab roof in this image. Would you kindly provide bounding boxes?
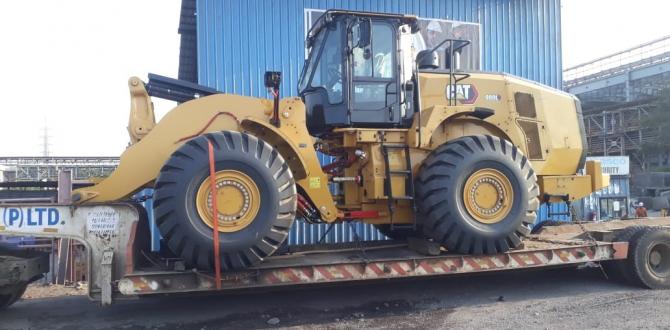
[306,9,419,47]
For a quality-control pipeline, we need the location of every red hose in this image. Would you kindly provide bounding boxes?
[207,140,222,290]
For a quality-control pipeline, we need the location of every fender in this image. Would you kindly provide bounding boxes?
[240,118,309,180]
[409,105,480,149]
[241,103,338,221]
[409,104,529,157]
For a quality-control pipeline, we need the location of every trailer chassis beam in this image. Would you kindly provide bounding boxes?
[0,203,146,305]
[117,242,628,296]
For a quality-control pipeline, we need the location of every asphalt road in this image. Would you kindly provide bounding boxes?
[1,266,669,330]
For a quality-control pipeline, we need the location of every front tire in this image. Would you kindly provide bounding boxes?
[153,131,297,271]
[415,135,538,254]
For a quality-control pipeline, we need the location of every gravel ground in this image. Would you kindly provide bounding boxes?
[23,283,86,300]
[1,267,669,329]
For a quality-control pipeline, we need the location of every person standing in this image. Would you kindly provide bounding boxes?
[635,202,648,218]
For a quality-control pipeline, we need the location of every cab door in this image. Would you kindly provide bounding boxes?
[302,20,350,136]
[349,21,400,127]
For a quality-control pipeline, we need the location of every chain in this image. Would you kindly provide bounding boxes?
[576,221,610,279]
[526,236,590,246]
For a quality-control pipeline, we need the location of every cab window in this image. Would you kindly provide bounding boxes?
[351,22,395,110]
[309,23,344,104]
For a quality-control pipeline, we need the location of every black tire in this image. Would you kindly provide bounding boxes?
[602,226,648,282]
[7,283,27,306]
[153,131,297,271]
[0,293,13,310]
[627,228,670,289]
[530,220,567,234]
[415,135,538,254]
[374,224,422,241]
[0,283,27,310]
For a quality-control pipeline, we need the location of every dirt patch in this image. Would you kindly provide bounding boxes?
[22,282,87,299]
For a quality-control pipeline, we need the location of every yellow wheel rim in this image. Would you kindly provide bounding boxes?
[196,170,260,233]
[463,168,514,224]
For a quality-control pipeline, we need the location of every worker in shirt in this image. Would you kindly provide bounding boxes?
[635,202,648,218]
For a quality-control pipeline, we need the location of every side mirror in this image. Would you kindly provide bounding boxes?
[353,19,371,48]
[417,50,439,70]
[445,48,461,71]
[264,71,282,89]
[445,40,470,71]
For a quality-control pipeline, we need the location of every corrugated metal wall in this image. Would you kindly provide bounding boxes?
[288,220,388,245]
[194,0,563,245]
[196,0,563,96]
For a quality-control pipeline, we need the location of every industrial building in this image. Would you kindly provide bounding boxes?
[178,0,563,92]
[564,36,670,169]
[564,36,670,215]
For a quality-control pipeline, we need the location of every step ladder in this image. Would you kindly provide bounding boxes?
[380,134,417,230]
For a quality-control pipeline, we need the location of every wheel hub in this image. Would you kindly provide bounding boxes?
[196,170,260,232]
[648,243,670,277]
[463,168,514,224]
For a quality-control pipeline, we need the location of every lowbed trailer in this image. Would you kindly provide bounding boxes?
[2,200,670,309]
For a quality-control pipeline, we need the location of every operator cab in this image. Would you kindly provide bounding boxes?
[298,11,420,136]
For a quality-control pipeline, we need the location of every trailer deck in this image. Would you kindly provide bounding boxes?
[1,202,669,307]
[118,239,626,296]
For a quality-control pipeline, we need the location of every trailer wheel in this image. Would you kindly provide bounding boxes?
[627,228,670,289]
[415,135,538,254]
[0,293,13,310]
[154,131,297,271]
[0,283,27,310]
[602,226,648,282]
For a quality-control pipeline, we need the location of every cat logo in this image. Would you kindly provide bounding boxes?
[445,84,479,104]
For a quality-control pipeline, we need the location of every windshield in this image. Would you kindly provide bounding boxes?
[298,29,327,93]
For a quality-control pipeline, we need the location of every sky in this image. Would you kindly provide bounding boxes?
[561,0,669,68]
[0,1,181,157]
[0,0,668,157]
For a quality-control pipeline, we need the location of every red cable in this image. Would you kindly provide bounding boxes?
[177,112,240,143]
[207,140,222,290]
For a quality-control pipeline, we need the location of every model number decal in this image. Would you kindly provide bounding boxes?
[2,207,63,229]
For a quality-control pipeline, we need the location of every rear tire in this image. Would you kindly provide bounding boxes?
[154,131,297,271]
[627,228,670,289]
[602,226,648,282]
[415,135,538,254]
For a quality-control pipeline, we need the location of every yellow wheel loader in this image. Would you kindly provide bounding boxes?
[72,10,609,271]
